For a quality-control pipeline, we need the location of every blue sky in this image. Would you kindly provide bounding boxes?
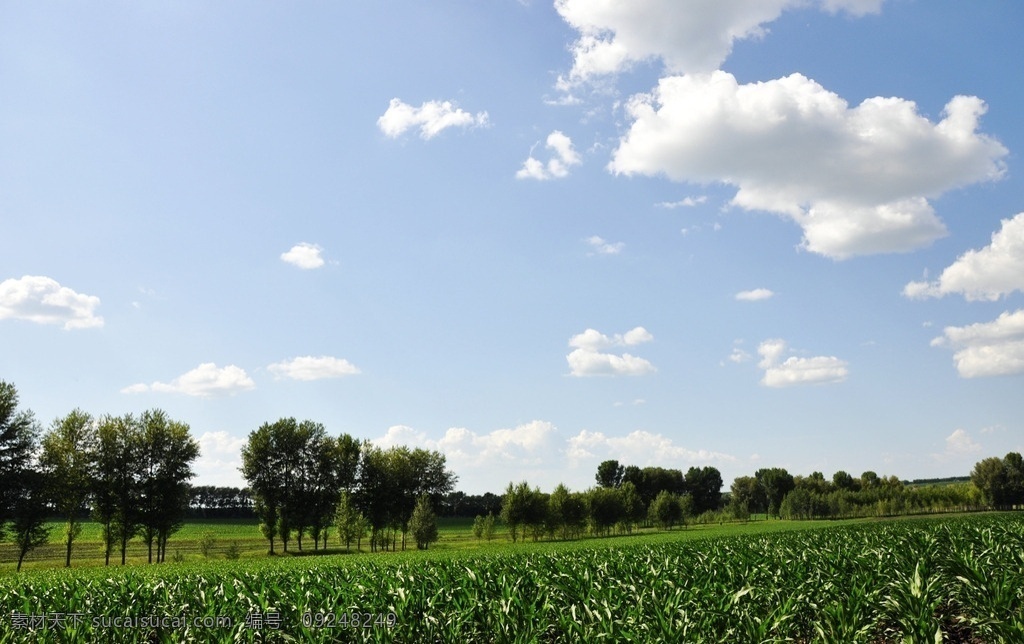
[2,0,1022,494]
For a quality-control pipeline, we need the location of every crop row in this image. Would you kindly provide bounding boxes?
[1,514,1021,642]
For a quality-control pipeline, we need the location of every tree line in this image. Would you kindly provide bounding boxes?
[239,418,457,554]
[0,381,199,570]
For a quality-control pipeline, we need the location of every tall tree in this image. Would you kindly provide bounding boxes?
[39,409,97,568]
[596,459,624,488]
[730,475,766,517]
[11,468,50,572]
[755,467,795,518]
[408,495,439,550]
[240,419,289,554]
[137,410,199,563]
[335,490,364,552]
[649,490,683,529]
[971,456,1009,509]
[355,443,395,551]
[1002,452,1024,508]
[832,470,856,491]
[587,486,624,537]
[0,380,39,536]
[95,414,144,565]
[685,466,723,515]
[500,481,531,543]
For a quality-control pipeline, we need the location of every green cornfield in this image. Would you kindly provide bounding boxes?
[1,513,1021,642]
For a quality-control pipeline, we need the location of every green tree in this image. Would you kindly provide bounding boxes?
[685,466,723,515]
[500,481,532,543]
[95,414,144,565]
[0,381,39,537]
[39,409,97,567]
[335,490,364,552]
[619,481,645,533]
[408,495,439,550]
[971,456,1009,509]
[730,475,767,517]
[587,486,624,537]
[832,470,856,491]
[240,420,288,554]
[1002,452,1024,508]
[755,467,795,518]
[649,490,682,529]
[10,469,50,572]
[859,471,880,490]
[596,459,624,488]
[137,409,199,563]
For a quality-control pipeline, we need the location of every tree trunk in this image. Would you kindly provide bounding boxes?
[65,522,74,568]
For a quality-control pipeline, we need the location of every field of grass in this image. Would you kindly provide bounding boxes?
[1,512,1021,642]
[0,514,845,570]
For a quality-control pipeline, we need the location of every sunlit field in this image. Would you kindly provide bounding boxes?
[2,513,1021,642]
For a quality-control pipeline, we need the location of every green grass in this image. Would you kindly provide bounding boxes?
[0,513,949,571]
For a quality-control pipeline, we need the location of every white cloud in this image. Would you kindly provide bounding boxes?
[567,349,656,377]
[567,326,655,376]
[377,98,489,140]
[904,213,1024,301]
[280,243,325,270]
[267,356,360,381]
[930,309,1024,378]
[516,131,582,180]
[757,338,848,387]
[656,195,707,208]
[728,347,752,364]
[555,0,883,85]
[193,431,247,487]
[0,275,103,330]
[372,421,560,492]
[610,72,1007,259]
[569,326,653,350]
[585,235,625,255]
[123,363,256,397]
[735,288,774,301]
[931,428,983,464]
[374,421,557,466]
[566,429,736,466]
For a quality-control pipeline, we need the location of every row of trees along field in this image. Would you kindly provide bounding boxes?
[493,463,724,542]
[0,381,199,570]
[487,456,1023,543]
[240,417,457,553]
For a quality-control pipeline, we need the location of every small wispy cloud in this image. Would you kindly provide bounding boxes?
[267,355,361,381]
[735,288,774,301]
[656,196,707,209]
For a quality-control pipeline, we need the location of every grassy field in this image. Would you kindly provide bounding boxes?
[2,512,1021,641]
[1,514,847,571]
